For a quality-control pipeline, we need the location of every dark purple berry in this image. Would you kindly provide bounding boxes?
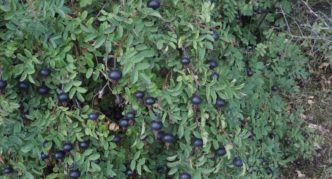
[135,91,145,99]
[119,118,129,128]
[112,135,121,144]
[79,140,90,150]
[246,68,254,77]
[151,120,163,131]
[126,169,134,177]
[39,67,51,77]
[69,169,81,179]
[58,92,69,103]
[181,56,190,65]
[179,172,191,179]
[212,30,220,41]
[147,0,160,10]
[0,79,7,90]
[206,59,218,69]
[271,85,278,92]
[162,133,175,144]
[3,165,13,175]
[145,96,156,105]
[54,151,65,160]
[126,112,135,120]
[63,142,73,152]
[40,152,49,160]
[37,85,49,95]
[215,146,226,156]
[215,98,226,107]
[233,157,243,167]
[18,81,29,90]
[191,95,202,105]
[192,138,203,147]
[108,69,122,81]
[88,112,99,120]
[210,72,219,80]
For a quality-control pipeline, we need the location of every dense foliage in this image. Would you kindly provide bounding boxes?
[0,0,315,178]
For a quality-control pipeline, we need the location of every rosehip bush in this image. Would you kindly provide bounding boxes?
[0,0,315,178]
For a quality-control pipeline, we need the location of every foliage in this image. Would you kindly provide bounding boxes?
[0,0,315,178]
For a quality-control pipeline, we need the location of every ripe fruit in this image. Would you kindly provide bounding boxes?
[147,0,160,10]
[69,169,81,179]
[145,96,156,105]
[215,98,226,107]
[162,133,175,144]
[151,120,163,131]
[246,68,254,77]
[39,67,51,77]
[112,135,121,144]
[210,72,219,80]
[191,95,202,105]
[88,112,99,120]
[215,146,226,156]
[79,140,90,150]
[271,85,278,92]
[108,69,122,81]
[212,30,220,41]
[18,81,29,90]
[192,138,203,147]
[37,85,49,95]
[40,152,49,160]
[63,142,73,152]
[126,112,135,120]
[181,56,190,65]
[119,118,129,128]
[58,92,69,103]
[233,156,243,167]
[54,151,65,160]
[0,79,7,90]
[205,59,218,69]
[135,90,145,99]
[3,165,13,175]
[179,172,191,179]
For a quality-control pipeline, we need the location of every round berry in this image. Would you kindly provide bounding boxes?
[40,152,49,160]
[145,96,156,105]
[3,165,13,175]
[18,81,29,90]
[0,79,7,90]
[69,169,81,179]
[135,90,145,99]
[108,69,122,81]
[63,142,73,152]
[147,0,160,10]
[162,133,175,144]
[206,59,218,69]
[151,120,163,131]
[271,85,278,92]
[119,118,129,128]
[79,140,90,150]
[192,138,203,147]
[181,56,190,65]
[210,72,219,80]
[126,112,135,120]
[191,95,202,105]
[126,169,134,177]
[179,172,191,179]
[54,151,65,160]
[215,146,226,156]
[39,67,51,77]
[246,68,254,77]
[58,92,69,103]
[112,135,121,144]
[88,112,99,120]
[233,156,243,167]
[212,30,220,41]
[37,85,49,95]
[215,98,226,107]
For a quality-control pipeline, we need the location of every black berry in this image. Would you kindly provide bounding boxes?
[39,67,51,77]
[145,96,156,105]
[69,169,81,179]
[271,85,278,92]
[3,165,13,175]
[58,92,69,103]
[40,152,49,160]
[233,156,243,167]
[151,120,163,131]
[215,146,226,156]
[37,85,49,95]
[135,90,145,99]
[108,69,122,81]
[119,118,129,128]
[112,135,121,144]
[181,56,190,65]
[126,169,134,177]
[191,95,202,105]
[54,151,65,160]
[192,138,203,147]
[210,72,219,80]
[88,112,99,120]
[126,112,135,120]
[179,172,191,179]
[79,140,90,150]
[246,68,254,77]
[162,133,175,144]
[0,79,7,90]
[18,81,29,90]
[147,0,160,10]
[206,59,218,69]
[63,142,73,152]
[215,98,226,107]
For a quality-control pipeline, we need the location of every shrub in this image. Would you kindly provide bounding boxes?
[0,0,315,178]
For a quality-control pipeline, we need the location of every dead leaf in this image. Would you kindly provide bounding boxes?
[109,123,119,131]
[296,170,306,178]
